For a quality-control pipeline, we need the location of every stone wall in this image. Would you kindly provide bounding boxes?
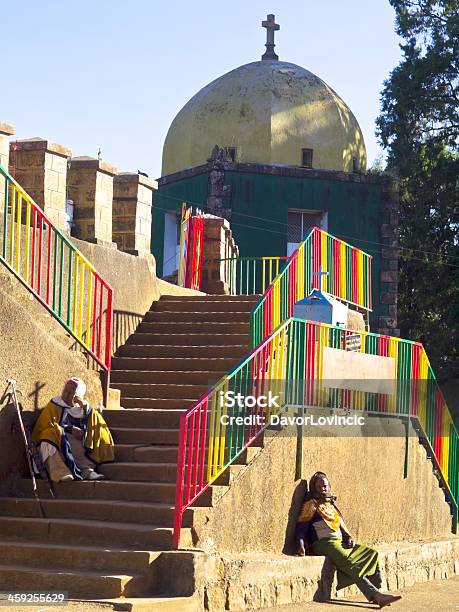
[155,537,459,610]
[190,418,454,554]
[201,215,239,294]
[0,122,14,212]
[68,157,117,245]
[10,138,71,230]
[378,176,400,335]
[112,172,155,255]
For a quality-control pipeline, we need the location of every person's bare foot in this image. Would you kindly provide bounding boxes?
[297,544,306,556]
[372,592,402,608]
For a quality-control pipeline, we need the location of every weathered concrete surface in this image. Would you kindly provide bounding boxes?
[68,156,118,244]
[11,137,71,230]
[190,419,453,553]
[149,537,459,610]
[255,574,459,611]
[112,172,156,256]
[0,121,15,213]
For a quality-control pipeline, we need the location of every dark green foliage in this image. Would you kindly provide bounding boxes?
[377,1,459,401]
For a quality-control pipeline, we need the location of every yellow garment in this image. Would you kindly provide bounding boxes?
[297,499,343,533]
[32,400,114,465]
[84,406,115,464]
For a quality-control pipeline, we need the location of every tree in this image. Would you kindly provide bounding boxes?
[377,1,459,401]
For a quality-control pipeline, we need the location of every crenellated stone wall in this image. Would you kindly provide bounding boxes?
[0,122,15,213]
[9,137,71,230]
[112,172,155,255]
[68,156,117,245]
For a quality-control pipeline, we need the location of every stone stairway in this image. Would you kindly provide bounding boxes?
[0,294,260,600]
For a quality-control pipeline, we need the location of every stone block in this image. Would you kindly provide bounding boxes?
[379,316,396,329]
[112,171,154,256]
[275,581,291,606]
[0,123,15,211]
[381,292,397,305]
[69,156,117,243]
[10,137,70,231]
[380,270,398,283]
[227,585,246,610]
[204,585,226,611]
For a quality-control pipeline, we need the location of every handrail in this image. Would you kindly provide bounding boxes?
[216,255,289,295]
[251,227,373,347]
[0,164,113,398]
[172,317,459,547]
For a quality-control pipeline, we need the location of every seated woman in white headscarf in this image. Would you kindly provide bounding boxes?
[32,377,114,482]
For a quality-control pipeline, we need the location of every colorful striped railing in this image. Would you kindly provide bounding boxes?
[178,204,205,290]
[173,317,459,547]
[251,227,372,347]
[0,164,113,396]
[218,255,289,295]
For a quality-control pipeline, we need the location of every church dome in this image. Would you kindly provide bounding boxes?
[161,60,367,176]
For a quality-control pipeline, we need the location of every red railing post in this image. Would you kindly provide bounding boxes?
[104,285,113,403]
[173,415,188,549]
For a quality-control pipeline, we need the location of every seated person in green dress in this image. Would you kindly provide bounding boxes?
[295,471,402,609]
[32,377,114,482]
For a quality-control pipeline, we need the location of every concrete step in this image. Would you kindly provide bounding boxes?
[111,427,180,445]
[111,383,208,399]
[152,298,256,311]
[100,462,179,483]
[115,444,178,463]
[14,479,178,504]
[114,442,261,465]
[104,409,184,429]
[116,345,248,358]
[111,356,237,372]
[158,295,259,302]
[0,516,190,549]
[125,333,249,346]
[137,321,250,334]
[0,497,194,527]
[120,398,195,410]
[0,540,160,574]
[0,564,148,598]
[145,310,250,322]
[111,370,225,385]
[13,478,227,507]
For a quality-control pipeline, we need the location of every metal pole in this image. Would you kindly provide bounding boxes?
[5,379,46,516]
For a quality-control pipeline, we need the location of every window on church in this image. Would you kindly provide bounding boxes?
[224,147,237,162]
[353,157,359,172]
[287,209,327,256]
[301,148,313,168]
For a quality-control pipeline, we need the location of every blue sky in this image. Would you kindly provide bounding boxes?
[2,1,402,178]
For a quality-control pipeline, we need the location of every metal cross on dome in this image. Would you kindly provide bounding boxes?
[261,14,280,61]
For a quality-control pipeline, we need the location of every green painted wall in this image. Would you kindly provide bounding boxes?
[153,170,389,328]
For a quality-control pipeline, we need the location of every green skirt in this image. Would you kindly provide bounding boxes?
[312,536,379,590]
